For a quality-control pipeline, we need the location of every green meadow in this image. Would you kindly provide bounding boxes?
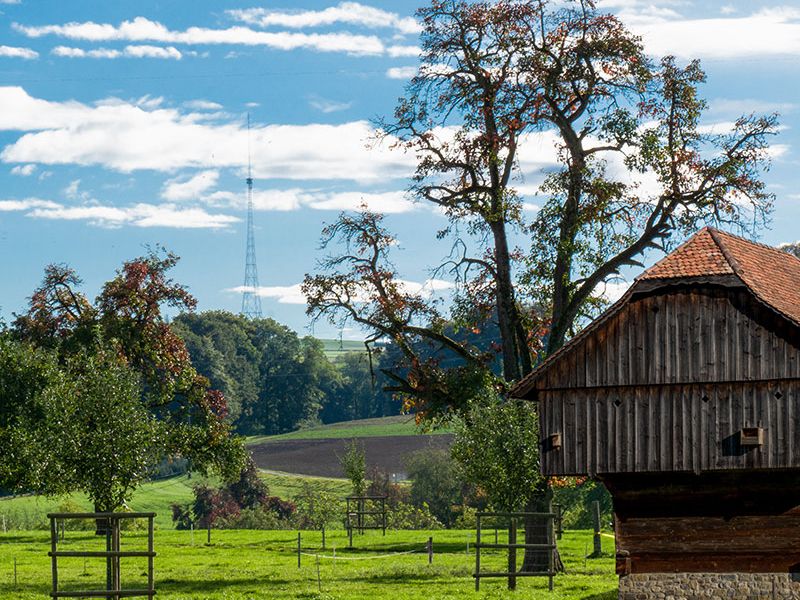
[0,528,616,599]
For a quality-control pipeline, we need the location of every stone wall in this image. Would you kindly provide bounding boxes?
[619,573,800,599]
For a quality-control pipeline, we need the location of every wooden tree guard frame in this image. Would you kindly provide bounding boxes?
[47,511,156,599]
[345,495,387,547]
[474,511,556,592]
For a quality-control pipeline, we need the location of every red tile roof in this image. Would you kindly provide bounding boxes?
[639,227,800,326]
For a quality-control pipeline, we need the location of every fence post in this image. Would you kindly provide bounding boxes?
[475,515,481,592]
[13,556,17,589]
[508,517,517,591]
[297,532,301,569]
[322,526,326,550]
[207,523,211,546]
[592,500,602,557]
[427,536,433,565]
[49,517,58,599]
[555,504,563,540]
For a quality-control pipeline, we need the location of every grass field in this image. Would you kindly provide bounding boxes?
[0,528,616,599]
[319,338,367,361]
[0,472,351,530]
[246,415,450,445]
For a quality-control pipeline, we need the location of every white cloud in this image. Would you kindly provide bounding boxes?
[225,278,452,305]
[594,279,631,303]
[308,96,353,114]
[0,45,37,59]
[709,98,797,116]
[10,163,35,176]
[0,87,415,180]
[0,198,60,211]
[16,17,386,56]
[183,99,223,111]
[720,5,736,15]
[64,179,82,199]
[52,44,182,59]
[202,187,417,214]
[622,6,800,60]
[162,169,220,200]
[227,3,420,35]
[386,45,420,58]
[28,202,239,229]
[386,66,417,79]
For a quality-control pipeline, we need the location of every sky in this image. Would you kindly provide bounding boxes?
[0,0,798,339]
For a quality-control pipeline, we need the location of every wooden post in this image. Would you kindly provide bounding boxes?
[427,536,433,564]
[297,532,301,568]
[105,518,112,600]
[494,528,498,544]
[348,524,353,548]
[508,518,517,591]
[207,522,211,545]
[592,500,602,557]
[475,515,481,592]
[50,517,58,599]
[322,526,326,550]
[13,556,17,589]
[113,518,121,600]
[147,516,154,600]
[547,513,554,592]
[316,554,321,592]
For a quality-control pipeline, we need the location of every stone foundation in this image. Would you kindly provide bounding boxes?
[619,573,800,599]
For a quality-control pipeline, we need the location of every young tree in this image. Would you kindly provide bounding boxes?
[406,448,464,527]
[11,250,246,505]
[340,439,367,497]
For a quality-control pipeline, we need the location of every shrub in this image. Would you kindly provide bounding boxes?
[191,484,240,528]
[216,506,291,530]
[366,467,408,507]
[227,459,269,509]
[406,449,463,527]
[387,502,443,530]
[263,496,296,520]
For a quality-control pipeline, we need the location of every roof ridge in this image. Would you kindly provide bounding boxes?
[706,227,744,277]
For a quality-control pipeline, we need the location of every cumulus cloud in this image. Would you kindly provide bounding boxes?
[28,202,238,228]
[183,99,223,111]
[386,45,420,58]
[226,278,452,305]
[0,87,415,180]
[15,17,386,56]
[594,279,631,303]
[0,45,37,59]
[386,66,417,79]
[202,187,418,214]
[227,3,420,35]
[616,5,800,60]
[0,198,60,211]
[52,44,182,59]
[162,169,220,200]
[10,163,35,176]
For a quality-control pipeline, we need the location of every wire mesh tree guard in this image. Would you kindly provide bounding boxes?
[344,495,387,547]
[474,511,557,592]
[47,511,156,599]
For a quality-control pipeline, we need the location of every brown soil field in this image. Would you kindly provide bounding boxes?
[249,434,454,478]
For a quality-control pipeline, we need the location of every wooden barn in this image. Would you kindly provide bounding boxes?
[512,227,800,599]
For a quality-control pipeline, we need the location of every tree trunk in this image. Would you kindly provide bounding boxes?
[521,484,565,574]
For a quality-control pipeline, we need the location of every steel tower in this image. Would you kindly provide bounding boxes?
[241,114,262,319]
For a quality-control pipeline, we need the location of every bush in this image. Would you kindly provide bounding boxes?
[216,506,292,530]
[387,502,443,530]
[406,449,463,527]
[227,459,269,509]
[263,496,296,520]
[191,484,240,528]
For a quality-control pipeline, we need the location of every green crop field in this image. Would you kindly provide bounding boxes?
[0,528,616,599]
[246,415,450,445]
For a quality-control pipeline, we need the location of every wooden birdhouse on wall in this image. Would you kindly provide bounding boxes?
[512,227,800,599]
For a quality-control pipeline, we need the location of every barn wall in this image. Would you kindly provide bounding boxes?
[539,381,800,475]
[539,287,800,391]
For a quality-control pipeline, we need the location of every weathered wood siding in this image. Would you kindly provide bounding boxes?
[537,285,800,476]
[539,287,800,390]
[540,381,800,475]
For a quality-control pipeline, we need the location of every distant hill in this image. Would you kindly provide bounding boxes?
[245,415,449,445]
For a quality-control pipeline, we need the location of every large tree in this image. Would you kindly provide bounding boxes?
[305,0,777,416]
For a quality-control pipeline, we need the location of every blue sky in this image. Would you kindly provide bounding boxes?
[0,0,798,339]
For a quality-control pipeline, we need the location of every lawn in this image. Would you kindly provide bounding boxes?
[246,415,450,445]
[0,528,616,599]
[0,472,351,531]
